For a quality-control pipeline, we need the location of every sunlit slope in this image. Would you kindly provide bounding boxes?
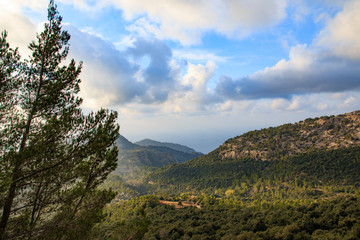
[147,111,360,197]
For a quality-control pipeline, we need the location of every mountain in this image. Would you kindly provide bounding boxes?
[135,139,201,154]
[116,135,138,150]
[112,135,203,186]
[146,111,360,198]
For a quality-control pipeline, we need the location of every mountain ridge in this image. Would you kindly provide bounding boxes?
[135,138,202,154]
[219,110,360,160]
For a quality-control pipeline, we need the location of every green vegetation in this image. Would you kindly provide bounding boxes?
[147,147,360,198]
[97,111,360,239]
[0,2,118,239]
[92,194,360,240]
[146,111,360,198]
[112,135,203,194]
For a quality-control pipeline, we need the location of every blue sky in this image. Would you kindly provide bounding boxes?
[1,0,360,153]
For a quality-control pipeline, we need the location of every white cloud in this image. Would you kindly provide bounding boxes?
[72,0,288,45]
[182,61,216,91]
[0,0,48,12]
[64,26,185,109]
[268,92,360,114]
[338,93,360,109]
[270,96,306,112]
[315,0,360,59]
[344,96,355,105]
[163,61,221,114]
[271,98,290,110]
[216,0,360,101]
[287,97,306,111]
[0,3,38,57]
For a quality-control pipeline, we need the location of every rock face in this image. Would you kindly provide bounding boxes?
[220,111,360,160]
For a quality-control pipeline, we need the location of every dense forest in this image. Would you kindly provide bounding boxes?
[92,195,360,239]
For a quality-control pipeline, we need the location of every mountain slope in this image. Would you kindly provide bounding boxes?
[113,135,203,185]
[146,145,203,163]
[220,111,360,160]
[146,111,360,198]
[116,135,138,150]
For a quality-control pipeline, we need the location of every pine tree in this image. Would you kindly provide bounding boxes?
[0,1,119,239]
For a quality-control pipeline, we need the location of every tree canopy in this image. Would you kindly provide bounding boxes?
[0,1,119,239]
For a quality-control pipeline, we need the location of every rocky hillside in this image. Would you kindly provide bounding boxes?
[146,111,360,196]
[220,111,360,160]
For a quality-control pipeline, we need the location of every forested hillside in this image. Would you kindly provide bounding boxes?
[95,111,360,239]
[147,111,360,197]
[136,139,201,154]
[103,136,203,197]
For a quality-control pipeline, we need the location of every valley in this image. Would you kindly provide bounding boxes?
[95,111,360,239]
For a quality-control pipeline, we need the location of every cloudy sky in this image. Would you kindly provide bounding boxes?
[1,0,360,153]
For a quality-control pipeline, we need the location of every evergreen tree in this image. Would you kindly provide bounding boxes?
[0,1,119,239]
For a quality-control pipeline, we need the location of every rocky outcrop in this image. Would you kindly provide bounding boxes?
[219,111,360,160]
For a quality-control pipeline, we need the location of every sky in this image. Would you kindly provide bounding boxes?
[1,0,360,153]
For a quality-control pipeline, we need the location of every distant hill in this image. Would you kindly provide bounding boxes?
[147,111,360,198]
[145,145,203,163]
[116,135,138,150]
[112,135,203,186]
[135,139,201,154]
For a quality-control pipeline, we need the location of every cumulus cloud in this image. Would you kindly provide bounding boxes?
[0,2,39,57]
[65,26,181,108]
[70,0,288,45]
[4,0,360,118]
[65,28,226,114]
[162,61,224,114]
[127,38,173,85]
[216,0,360,101]
[315,0,360,59]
